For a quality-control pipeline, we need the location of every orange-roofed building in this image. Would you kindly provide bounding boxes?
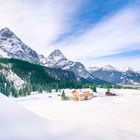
[72,90,94,101]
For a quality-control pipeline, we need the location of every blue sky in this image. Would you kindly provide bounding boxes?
[53,0,132,43]
[0,0,140,69]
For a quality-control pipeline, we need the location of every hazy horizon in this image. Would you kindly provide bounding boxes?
[0,0,140,70]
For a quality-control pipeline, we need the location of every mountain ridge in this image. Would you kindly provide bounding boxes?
[89,65,140,86]
[0,27,45,64]
[45,49,108,84]
[1,27,139,86]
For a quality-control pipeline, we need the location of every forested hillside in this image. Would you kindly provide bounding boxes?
[0,58,82,97]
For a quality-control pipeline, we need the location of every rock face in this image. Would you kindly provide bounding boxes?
[0,28,44,64]
[45,49,108,84]
[90,65,140,86]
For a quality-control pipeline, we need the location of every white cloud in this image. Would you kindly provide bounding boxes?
[0,0,82,56]
[0,1,140,69]
[51,6,140,69]
[57,7,140,58]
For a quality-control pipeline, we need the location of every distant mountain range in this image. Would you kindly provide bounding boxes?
[0,27,140,86]
[88,65,140,86]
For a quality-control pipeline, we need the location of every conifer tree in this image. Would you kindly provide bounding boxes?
[91,84,97,92]
[61,90,66,100]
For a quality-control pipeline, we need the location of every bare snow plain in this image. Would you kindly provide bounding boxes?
[0,93,52,140]
[14,88,140,140]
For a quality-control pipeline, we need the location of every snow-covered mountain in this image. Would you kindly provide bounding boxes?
[87,67,100,73]
[0,28,108,84]
[45,49,67,67]
[90,65,140,86]
[101,65,118,71]
[119,67,139,73]
[1,27,139,86]
[45,49,107,83]
[0,28,45,64]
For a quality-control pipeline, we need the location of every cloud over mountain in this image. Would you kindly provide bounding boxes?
[0,0,140,69]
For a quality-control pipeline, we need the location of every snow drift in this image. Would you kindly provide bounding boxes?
[0,93,52,140]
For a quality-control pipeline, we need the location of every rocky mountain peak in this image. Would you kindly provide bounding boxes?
[102,65,117,71]
[48,49,67,60]
[0,27,45,64]
[45,49,106,83]
[0,28,15,39]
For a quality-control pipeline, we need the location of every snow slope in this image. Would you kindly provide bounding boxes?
[16,88,140,140]
[0,64,25,90]
[0,93,52,140]
[0,28,44,64]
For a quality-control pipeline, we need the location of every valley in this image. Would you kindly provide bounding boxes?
[15,88,140,140]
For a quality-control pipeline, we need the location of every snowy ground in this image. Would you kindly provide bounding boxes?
[15,88,140,140]
[0,93,51,140]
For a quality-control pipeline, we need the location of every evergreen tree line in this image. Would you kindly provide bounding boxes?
[0,58,83,97]
[0,58,126,97]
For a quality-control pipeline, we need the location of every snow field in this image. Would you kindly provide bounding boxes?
[15,88,140,140]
